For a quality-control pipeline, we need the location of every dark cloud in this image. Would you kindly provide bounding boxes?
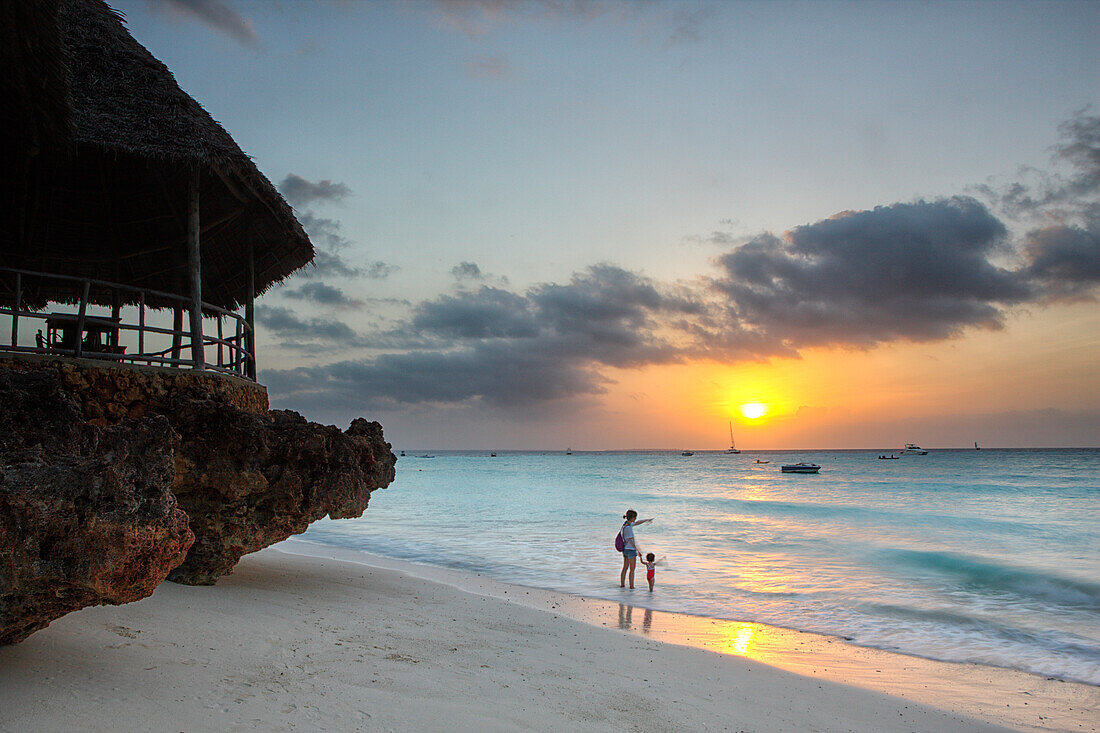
[162,0,257,46]
[713,197,1030,346]
[265,344,608,409]
[256,305,358,342]
[283,281,363,308]
[452,261,484,281]
[413,287,537,339]
[265,264,749,410]
[279,174,352,208]
[1022,209,1100,298]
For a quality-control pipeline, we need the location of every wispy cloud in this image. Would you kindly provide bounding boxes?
[276,175,400,282]
[160,0,258,46]
[977,108,1100,220]
[464,54,514,79]
[429,0,709,46]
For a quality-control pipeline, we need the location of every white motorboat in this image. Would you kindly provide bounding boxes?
[899,443,928,455]
[681,450,694,456]
[781,462,820,473]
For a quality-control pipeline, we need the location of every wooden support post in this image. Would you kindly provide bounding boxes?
[110,291,121,348]
[216,315,223,367]
[246,243,256,380]
[188,167,205,369]
[234,317,243,374]
[138,291,145,360]
[74,281,90,358]
[11,272,21,347]
[171,306,182,360]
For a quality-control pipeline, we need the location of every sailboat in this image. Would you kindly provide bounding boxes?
[726,422,740,454]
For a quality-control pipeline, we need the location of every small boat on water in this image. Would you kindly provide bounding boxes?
[726,422,740,454]
[566,447,572,455]
[781,462,821,473]
[899,443,928,455]
[681,450,694,456]
[754,459,770,464]
[975,441,981,451]
[877,455,899,459]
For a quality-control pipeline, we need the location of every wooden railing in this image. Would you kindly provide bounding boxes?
[0,266,255,380]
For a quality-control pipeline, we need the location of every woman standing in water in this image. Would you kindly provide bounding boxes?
[619,509,653,589]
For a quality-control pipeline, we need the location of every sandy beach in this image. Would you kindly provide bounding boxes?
[3,546,1096,732]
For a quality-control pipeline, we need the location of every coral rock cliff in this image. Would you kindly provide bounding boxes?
[0,370,193,644]
[0,361,396,641]
[167,404,395,585]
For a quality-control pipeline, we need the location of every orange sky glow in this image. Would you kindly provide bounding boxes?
[594,301,1100,450]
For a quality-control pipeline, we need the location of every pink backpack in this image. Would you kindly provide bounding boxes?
[614,527,625,552]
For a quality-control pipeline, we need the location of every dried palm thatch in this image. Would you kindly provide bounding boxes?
[1,0,313,311]
[2,0,72,156]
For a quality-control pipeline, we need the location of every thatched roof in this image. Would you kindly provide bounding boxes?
[1,0,313,310]
[2,0,72,155]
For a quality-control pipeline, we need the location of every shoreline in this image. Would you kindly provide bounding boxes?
[0,543,1094,731]
[278,539,1099,732]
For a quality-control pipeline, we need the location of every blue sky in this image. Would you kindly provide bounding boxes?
[110,0,1100,448]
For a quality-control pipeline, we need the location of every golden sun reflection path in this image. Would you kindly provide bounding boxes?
[593,602,1096,732]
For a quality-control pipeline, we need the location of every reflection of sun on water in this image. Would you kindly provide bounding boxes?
[729,623,755,655]
[739,402,768,420]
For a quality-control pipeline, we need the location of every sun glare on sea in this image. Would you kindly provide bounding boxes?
[740,402,769,420]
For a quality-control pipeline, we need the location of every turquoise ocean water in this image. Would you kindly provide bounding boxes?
[302,449,1100,685]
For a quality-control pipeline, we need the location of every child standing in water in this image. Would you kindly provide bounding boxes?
[641,552,665,592]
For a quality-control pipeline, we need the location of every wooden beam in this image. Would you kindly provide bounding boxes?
[246,242,256,380]
[74,280,90,358]
[188,167,204,369]
[171,306,182,360]
[11,272,21,347]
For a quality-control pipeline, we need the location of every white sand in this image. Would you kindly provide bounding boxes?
[0,546,1093,732]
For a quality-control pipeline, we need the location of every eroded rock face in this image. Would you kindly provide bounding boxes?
[0,362,396,641]
[0,370,194,645]
[165,401,396,585]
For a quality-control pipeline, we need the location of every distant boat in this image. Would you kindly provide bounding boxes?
[490,452,496,457]
[399,450,406,457]
[726,422,740,454]
[877,455,899,460]
[681,450,694,456]
[899,443,928,455]
[781,462,820,473]
[566,447,572,455]
[754,459,770,464]
[975,441,981,451]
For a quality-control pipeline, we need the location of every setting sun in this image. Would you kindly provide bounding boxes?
[740,402,769,420]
